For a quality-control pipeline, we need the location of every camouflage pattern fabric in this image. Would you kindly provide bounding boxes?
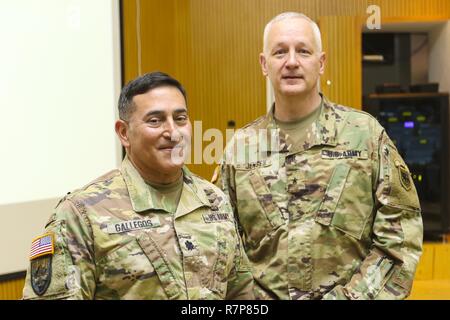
[23,157,254,300]
[219,95,423,300]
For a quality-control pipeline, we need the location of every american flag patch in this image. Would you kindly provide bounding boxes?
[29,233,54,260]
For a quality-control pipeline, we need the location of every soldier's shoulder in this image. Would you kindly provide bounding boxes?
[189,172,227,198]
[328,101,384,133]
[57,169,123,208]
[42,170,123,229]
[241,114,267,131]
[327,100,375,119]
[188,173,231,210]
[227,114,268,146]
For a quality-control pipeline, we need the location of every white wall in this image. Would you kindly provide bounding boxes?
[0,0,122,275]
[429,21,450,93]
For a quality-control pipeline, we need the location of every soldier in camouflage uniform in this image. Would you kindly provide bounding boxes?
[218,12,423,299]
[23,72,254,300]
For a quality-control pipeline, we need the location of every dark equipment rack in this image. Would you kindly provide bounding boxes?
[364,92,450,241]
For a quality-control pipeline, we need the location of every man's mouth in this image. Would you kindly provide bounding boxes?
[159,144,184,151]
[282,75,303,80]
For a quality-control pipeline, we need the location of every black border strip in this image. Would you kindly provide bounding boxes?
[0,271,26,282]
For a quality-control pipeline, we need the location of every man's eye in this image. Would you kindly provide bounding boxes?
[176,115,188,123]
[274,50,285,56]
[148,118,161,126]
[299,49,311,55]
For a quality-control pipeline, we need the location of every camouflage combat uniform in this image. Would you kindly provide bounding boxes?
[23,157,254,300]
[220,95,423,300]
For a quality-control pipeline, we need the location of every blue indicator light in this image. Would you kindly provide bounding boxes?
[404,121,414,128]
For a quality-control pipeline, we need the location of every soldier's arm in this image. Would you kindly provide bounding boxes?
[220,139,255,299]
[323,130,423,300]
[22,199,96,300]
[225,219,255,300]
[219,163,237,213]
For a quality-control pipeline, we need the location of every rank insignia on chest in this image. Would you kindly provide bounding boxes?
[178,234,200,257]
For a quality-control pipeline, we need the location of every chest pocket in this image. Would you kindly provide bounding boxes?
[136,233,184,299]
[315,160,374,240]
[96,237,172,299]
[174,218,236,299]
[235,163,285,248]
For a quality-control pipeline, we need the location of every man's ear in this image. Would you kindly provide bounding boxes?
[259,53,268,76]
[319,51,326,75]
[115,119,130,148]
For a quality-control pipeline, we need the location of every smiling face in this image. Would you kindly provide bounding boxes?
[116,86,192,183]
[260,17,325,98]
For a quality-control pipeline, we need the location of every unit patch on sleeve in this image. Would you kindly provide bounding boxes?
[29,233,55,296]
[30,256,53,296]
[398,163,412,191]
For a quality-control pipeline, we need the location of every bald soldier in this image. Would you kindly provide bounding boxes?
[218,12,423,300]
[23,72,254,300]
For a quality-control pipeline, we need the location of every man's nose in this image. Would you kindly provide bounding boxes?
[162,118,175,134]
[162,119,182,141]
[286,50,300,68]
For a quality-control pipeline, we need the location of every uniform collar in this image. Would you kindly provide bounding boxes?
[174,166,212,219]
[265,93,338,154]
[120,157,211,216]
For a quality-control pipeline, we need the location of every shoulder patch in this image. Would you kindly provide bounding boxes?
[397,161,412,191]
[30,256,52,296]
[30,233,54,261]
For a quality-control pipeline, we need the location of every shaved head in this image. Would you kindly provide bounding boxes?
[263,12,322,55]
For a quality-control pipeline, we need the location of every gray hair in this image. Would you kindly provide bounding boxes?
[263,12,322,54]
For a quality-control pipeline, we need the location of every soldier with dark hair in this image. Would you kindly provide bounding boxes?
[23,72,254,300]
